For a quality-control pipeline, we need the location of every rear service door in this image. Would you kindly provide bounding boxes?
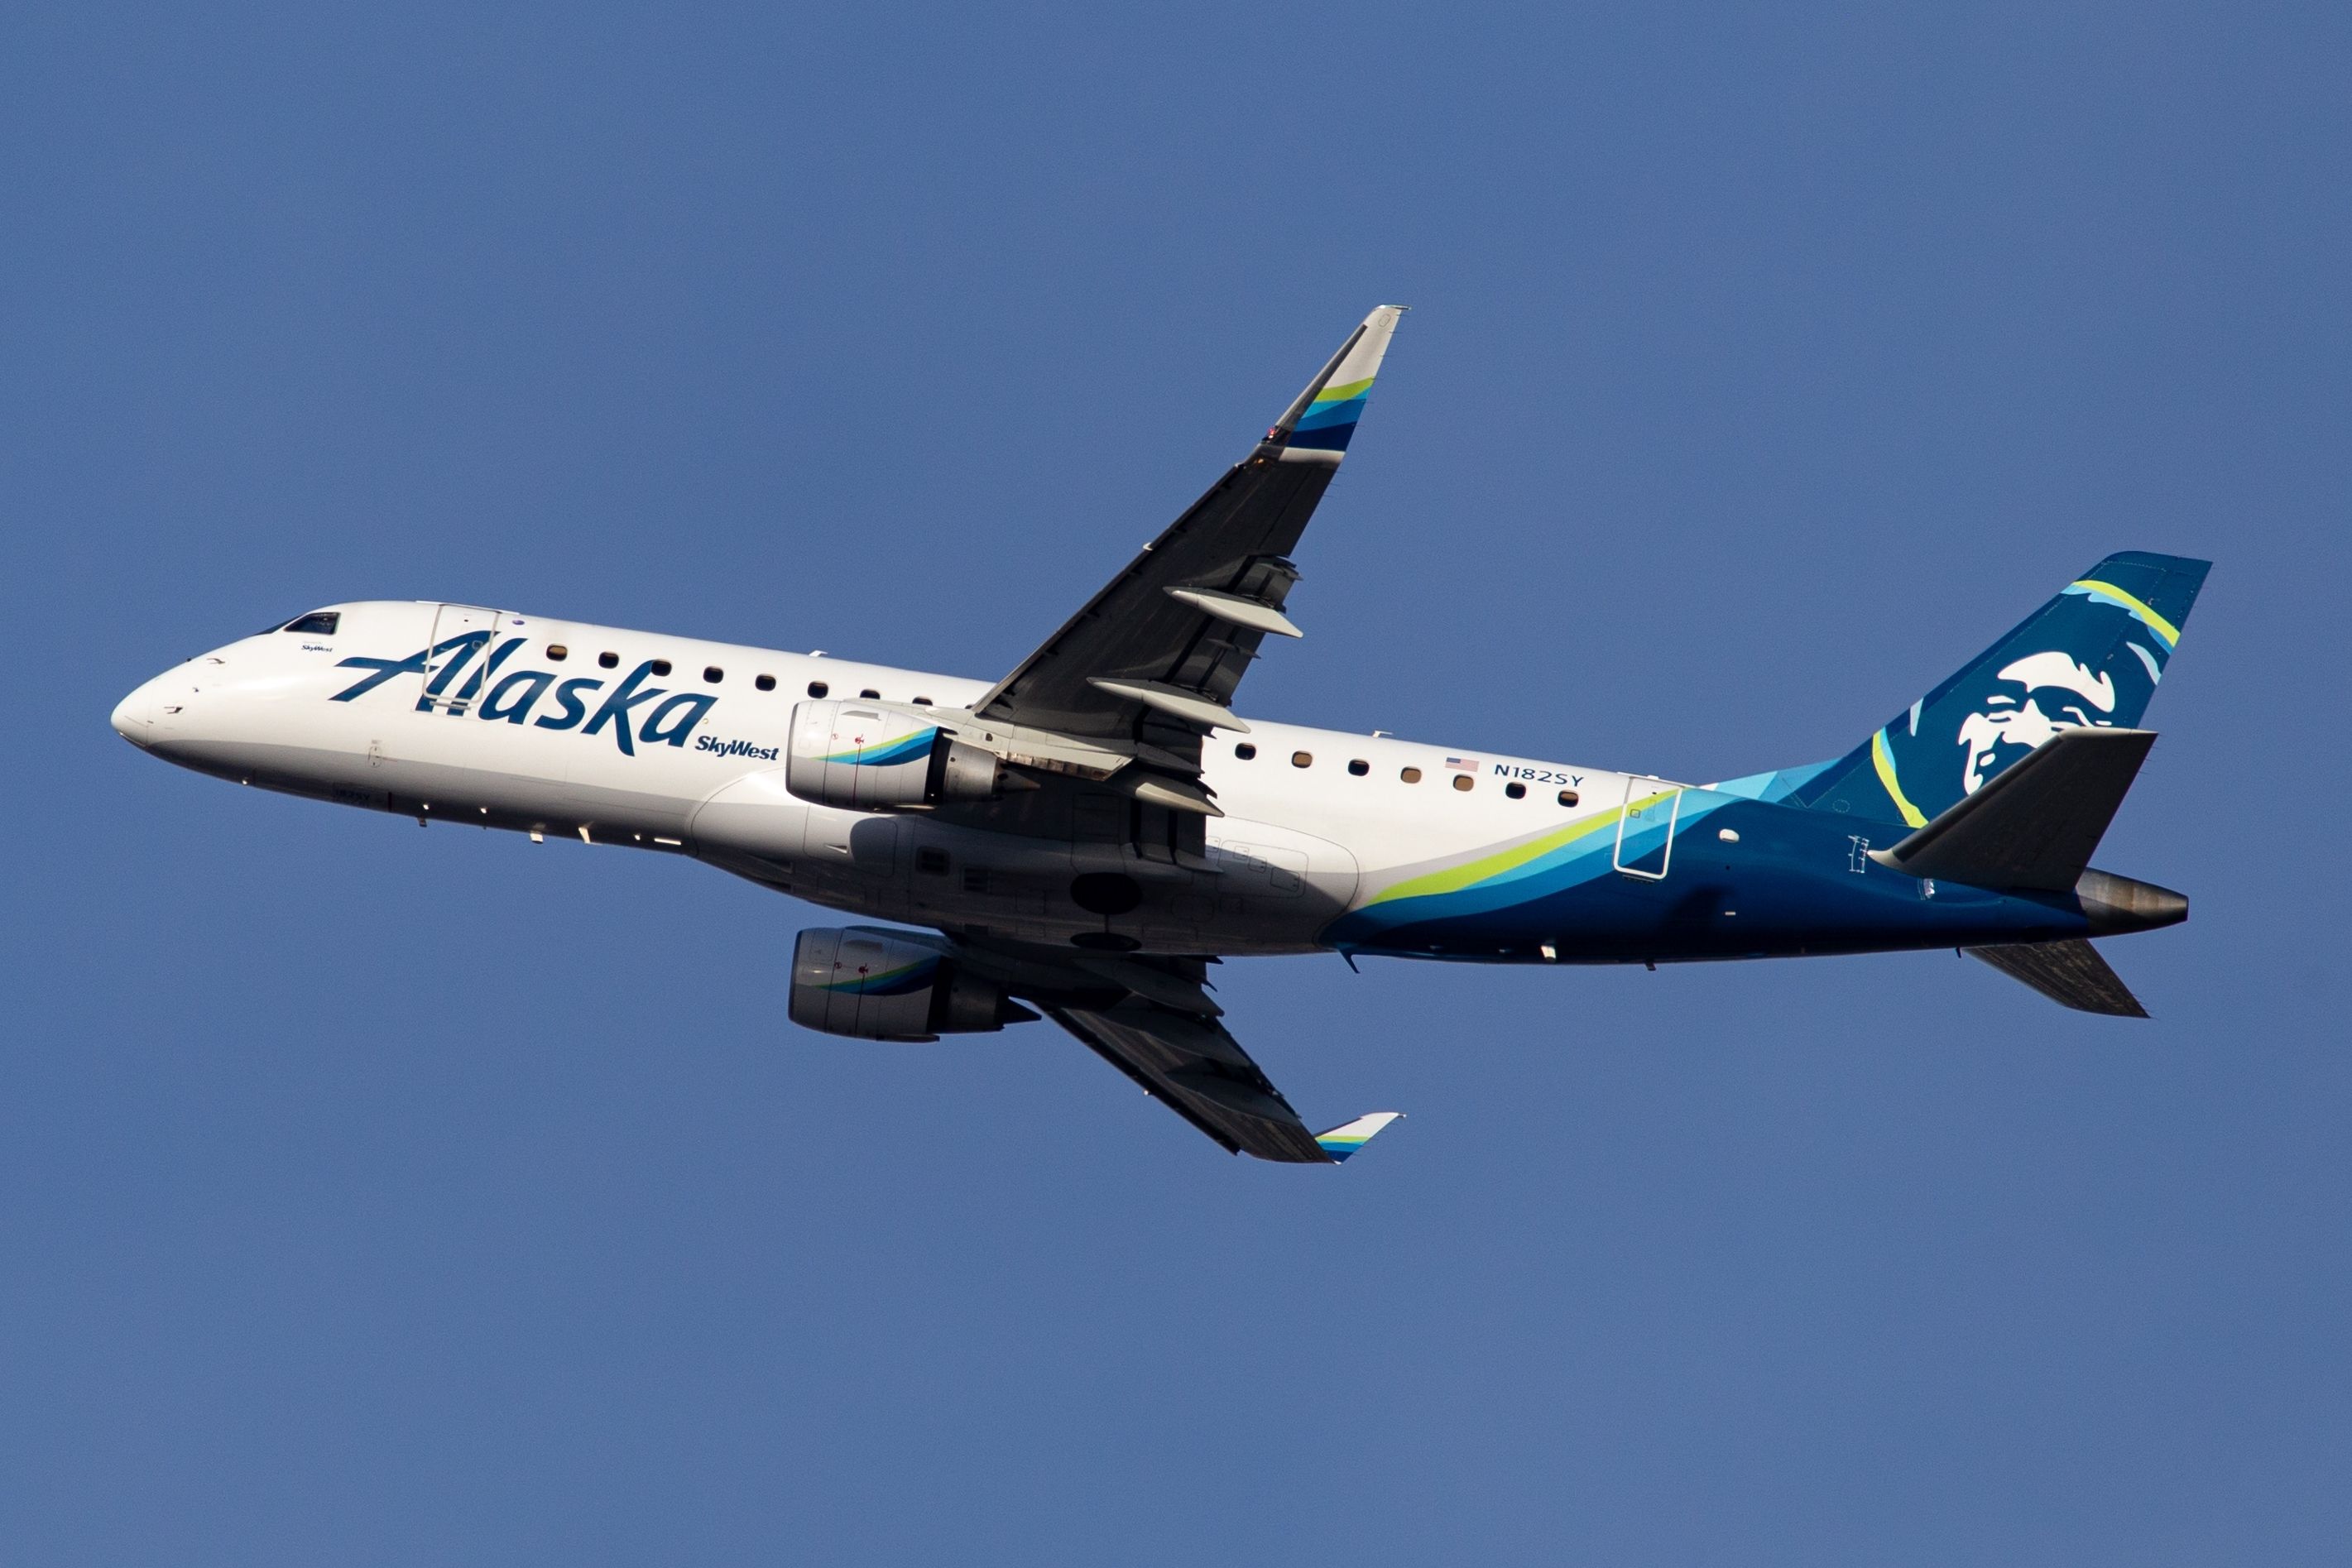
[1612,775,1682,881]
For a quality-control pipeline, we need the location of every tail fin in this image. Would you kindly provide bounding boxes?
[1792,552,2210,827]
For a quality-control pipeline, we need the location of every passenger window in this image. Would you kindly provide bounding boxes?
[1558,789,1579,808]
[703,666,723,683]
[1235,743,1257,760]
[546,643,569,661]
[911,696,933,707]
[281,611,340,635]
[1452,774,1475,792]
[756,674,775,691]
[650,659,673,676]
[1347,759,1369,776]
[598,651,619,669]
[1505,781,1526,800]
[1292,751,1313,769]
[859,688,881,700]
[1399,766,1422,784]
[806,680,828,698]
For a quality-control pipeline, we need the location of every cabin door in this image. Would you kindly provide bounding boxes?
[415,603,513,716]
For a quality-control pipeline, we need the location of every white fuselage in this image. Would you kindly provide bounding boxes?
[113,601,1669,956]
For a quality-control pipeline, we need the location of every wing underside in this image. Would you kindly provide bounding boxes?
[937,938,1396,1163]
[1046,1000,1335,1163]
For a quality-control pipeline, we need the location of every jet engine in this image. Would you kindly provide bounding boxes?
[785,700,1006,811]
[788,927,1038,1042]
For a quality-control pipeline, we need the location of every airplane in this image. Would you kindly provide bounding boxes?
[113,306,2209,1166]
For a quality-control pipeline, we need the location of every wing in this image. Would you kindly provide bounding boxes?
[953,940,1402,1163]
[1048,1001,1333,1162]
[973,306,1406,769]
[1050,1002,1404,1163]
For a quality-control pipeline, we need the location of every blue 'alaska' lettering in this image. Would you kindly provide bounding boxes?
[583,661,668,755]
[482,669,554,723]
[535,677,602,731]
[331,632,488,703]
[333,639,716,759]
[641,693,716,749]
[417,632,494,710]
[448,635,526,709]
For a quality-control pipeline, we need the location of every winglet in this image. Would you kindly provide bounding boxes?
[1266,305,1407,462]
[1315,1110,1404,1163]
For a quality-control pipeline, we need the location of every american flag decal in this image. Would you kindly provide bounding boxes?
[1445,756,1480,772]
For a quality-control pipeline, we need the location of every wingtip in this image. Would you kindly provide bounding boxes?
[1266,308,1406,453]
[1315,1110,1404,1163]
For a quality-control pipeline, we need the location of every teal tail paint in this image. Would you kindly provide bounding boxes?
[1790,551,2210,829]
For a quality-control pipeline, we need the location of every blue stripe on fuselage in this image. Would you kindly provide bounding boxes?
[1326,794,2095,961]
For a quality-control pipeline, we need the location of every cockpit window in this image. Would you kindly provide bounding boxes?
[281,611,340,635]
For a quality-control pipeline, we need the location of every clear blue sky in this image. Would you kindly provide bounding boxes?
[6,3,2347,1561]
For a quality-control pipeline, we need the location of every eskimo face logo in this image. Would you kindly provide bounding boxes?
[1955,650,2116,794]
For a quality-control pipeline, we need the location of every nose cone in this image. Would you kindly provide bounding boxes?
[112,680,157,744]
[112,673,182,748]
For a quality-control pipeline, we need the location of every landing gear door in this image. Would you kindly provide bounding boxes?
[417,603,511,715]
[1612,775,1682,881]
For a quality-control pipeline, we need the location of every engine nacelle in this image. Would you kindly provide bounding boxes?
[788,927,1035,1042]
[785,700,1005,811]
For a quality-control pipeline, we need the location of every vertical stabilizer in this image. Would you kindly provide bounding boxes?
[1793,553,2209,827]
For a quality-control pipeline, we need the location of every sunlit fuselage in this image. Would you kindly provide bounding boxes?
[115,601,2152,966]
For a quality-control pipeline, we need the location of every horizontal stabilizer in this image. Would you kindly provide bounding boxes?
[1315,1112,1403,1163]
[1969,940,2149,1018]
[1871,727,2157,892]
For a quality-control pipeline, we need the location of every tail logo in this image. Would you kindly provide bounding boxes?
[1956,651,2120,795]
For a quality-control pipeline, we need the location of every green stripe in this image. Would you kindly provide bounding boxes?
[1366,794,1668,907]
[1871,730,1929,829]
[1310,376,1375,405]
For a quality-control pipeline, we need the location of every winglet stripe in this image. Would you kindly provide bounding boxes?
[1267,306,1404,448]
[1315,1110,1404,1162]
